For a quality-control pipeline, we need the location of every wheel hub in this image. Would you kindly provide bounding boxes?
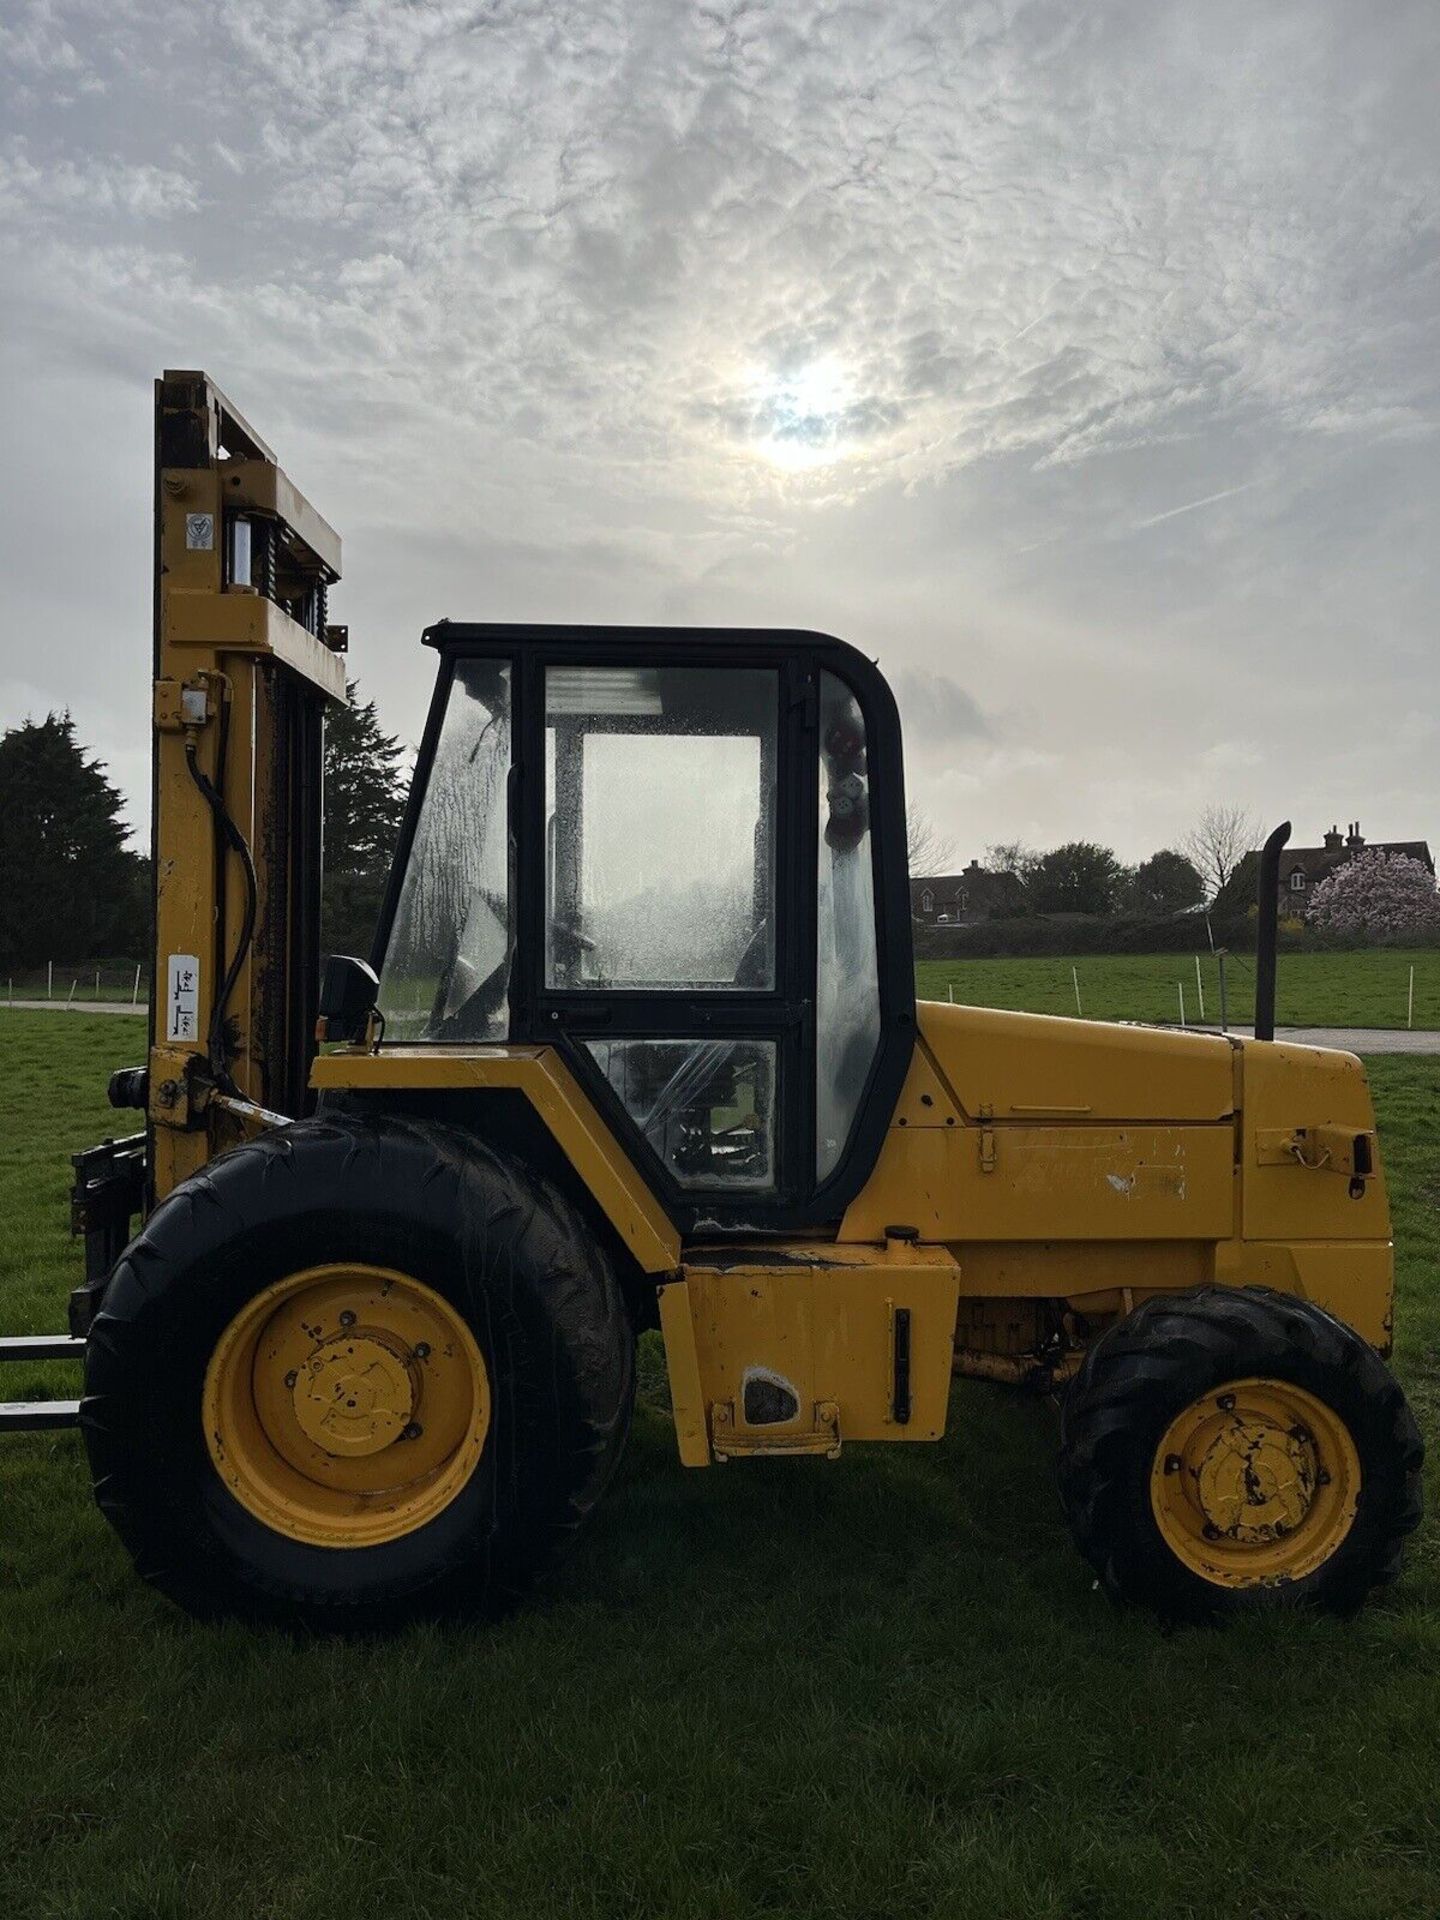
[1150,1376,1361,1587]
[291,1332,416,1458]
[1193,1411,1315,1542]
[203,1263,490,1548]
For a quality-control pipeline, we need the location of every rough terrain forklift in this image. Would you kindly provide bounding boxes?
[3,372,1421,1628]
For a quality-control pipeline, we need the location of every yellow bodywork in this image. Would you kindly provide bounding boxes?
[309,1046,680,1275]
[313,998,1393,1470]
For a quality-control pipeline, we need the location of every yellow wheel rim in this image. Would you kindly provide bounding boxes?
[1150,1377,1361,1588]
[203,1263,489,1548]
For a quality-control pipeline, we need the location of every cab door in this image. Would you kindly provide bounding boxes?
[524,649,802,1216]
[513,635,912,1232]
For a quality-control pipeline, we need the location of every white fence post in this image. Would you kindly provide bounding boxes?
[47,960,53,1000]
[1072,966,1083,1017]
[133,963,142,1007]
[1408,965,1415,1031]
[1194,954,1205,1023]
[67,977,77,1005]
[1178,982,1186,1027]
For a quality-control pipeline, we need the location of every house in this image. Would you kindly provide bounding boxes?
[1218,823,1434,917]
[910,859,1026,926]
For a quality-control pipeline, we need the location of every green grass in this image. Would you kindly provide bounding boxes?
[1,1009,1437,1919]
[917,946,1440,1030]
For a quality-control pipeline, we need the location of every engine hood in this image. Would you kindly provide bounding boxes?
[915,1000,1237,1124]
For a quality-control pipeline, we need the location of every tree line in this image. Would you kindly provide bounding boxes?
[6,701,1430,973]
[908,804,1258,918]
[0,687,407,970]
[981,841,1207,916]
[0,705,1259,968]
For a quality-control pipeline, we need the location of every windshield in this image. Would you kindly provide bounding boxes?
[377,659,513,1041]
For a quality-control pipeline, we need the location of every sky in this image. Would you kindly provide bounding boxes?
[1,0,1436,866]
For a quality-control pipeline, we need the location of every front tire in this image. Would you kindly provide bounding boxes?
[1058,1287,1422,1622]
[82,1116,634,1631]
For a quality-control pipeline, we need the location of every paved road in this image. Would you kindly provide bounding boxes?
[1271,1027,1440,1054]
[3,1001,1437,1053]
[1188,1024,1440,1053]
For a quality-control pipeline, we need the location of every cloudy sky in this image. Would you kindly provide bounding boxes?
[2,0,1436,864]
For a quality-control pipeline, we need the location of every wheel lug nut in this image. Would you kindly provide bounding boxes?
[1202,1523,1221,1541]
[1316,1468,1331,1487]
[284,1369,298,1389]
[1290,1425,1311,1444]
[1164,1454,1182,1474]
[339,1310,356,1328]
[403,1422,422,1441]
[414,1343,430,1360]
[1216,1393,1236,1412]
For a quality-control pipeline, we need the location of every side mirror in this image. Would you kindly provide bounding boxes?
[317,954,380,1043]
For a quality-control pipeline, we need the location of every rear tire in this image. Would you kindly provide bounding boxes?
[1058,1286,1422,1623]
[82,1115,634,1631]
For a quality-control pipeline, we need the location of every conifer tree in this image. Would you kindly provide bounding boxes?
[322,681,408,957]
[0,713,146,967]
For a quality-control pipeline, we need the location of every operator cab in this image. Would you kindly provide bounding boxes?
[373,626,915,1229]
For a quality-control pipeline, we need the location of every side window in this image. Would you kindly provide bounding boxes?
[545,665,777,990]
[378,660,512,1040]
[816,671,880,1181]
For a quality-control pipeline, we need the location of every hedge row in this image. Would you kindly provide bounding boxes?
[914,913,1262,960]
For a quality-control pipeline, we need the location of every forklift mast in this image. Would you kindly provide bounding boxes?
[70,374,347,1300]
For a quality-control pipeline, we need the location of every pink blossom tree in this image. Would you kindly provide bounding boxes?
[1307,850,1440,945]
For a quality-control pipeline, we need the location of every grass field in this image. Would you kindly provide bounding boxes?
[917,945,1440,1030]
[10,946,1440,1030]
[1,1009,1437,1919]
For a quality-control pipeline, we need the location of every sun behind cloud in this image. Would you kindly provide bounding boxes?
[747,357,855,469]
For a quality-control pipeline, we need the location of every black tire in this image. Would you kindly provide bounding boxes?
[1058,1286,1423,1623]
[81,1115,634,1631]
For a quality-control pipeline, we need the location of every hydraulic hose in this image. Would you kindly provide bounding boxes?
[183,736,258,1090]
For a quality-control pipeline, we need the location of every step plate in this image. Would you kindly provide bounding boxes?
[663,1244,961,1465]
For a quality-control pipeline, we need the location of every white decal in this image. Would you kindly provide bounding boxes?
[167,953,201,1043]
[185,513,214,550]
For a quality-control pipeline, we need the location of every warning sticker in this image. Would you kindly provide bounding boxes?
[185,513,214,550]
[167,954,201,1043]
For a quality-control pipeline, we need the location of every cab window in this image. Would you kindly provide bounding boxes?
[378,659,513,1041]
[544,665,777,991]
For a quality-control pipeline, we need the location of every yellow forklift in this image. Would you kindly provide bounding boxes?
[3,371,1421,1628]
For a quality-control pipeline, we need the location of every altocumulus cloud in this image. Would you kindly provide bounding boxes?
[0,0,1436,859]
